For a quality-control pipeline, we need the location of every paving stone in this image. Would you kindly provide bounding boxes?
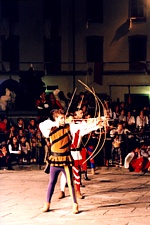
[0,167,150,225]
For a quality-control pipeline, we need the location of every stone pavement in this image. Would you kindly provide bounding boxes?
[0,165,150,225]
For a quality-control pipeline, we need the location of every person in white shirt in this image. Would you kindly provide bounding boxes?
[136,110,149,131]
[126,111,135,132]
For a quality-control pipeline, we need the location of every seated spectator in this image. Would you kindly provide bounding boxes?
[0,141,12,170]
[30,128,45,168]
[8,135,21,166]
[124,143,150,172]
[36,129,45,169]
[17,129,25,141]
[0,117,7,143]
[30,136,37,163]
[20,136,31,163]
[8,124,17,143]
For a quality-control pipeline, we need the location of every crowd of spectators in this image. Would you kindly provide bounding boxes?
[0,89,150,171]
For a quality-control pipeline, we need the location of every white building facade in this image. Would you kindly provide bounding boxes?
[0,0,150,106]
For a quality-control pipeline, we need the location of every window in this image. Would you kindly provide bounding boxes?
[1,35,19,71]
[86,36,103,62]
[86,0,103,23]
[128,35,147,71]
[86,36,103,85]
[43,0,61,21]
[44,37,61,73]
[129,0,146,20]
[1,0,19,22]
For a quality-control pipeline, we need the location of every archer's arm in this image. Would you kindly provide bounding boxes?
[39,119,58,138]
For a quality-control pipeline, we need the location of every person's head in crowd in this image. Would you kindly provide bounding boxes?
[120,102,125,109]
[29,118,37,128]
[81,105,88,115]
[84,112,91,119]
[58,91,67,101]
[48,92,56,101]
[0,116,6,131]
[74,109,83,119]
[117,122,124,131]
[17,118,25,129]
[139,110,145,117]
[40,91,46,100]
[0,141,7,148]
[67,92,72,100]
[18,129,24,139]
[10,124,16,132]
[20,136,27,144]
[2,117,10,129]
[65,113,74,123]
[10,135,19,146]
[0,141,8,156]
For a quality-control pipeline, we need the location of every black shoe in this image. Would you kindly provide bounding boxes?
[80,183,85,187]
[84,175,90,180]
[58,191,65,199]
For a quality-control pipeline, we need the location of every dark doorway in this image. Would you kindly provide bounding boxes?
[128,35,147,71]
[125,94,149,111]
[44,37,61,73]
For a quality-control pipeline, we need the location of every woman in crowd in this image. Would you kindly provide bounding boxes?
[0,142,12,170]
[8,135,21,166]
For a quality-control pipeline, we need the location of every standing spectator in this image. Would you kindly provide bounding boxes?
[110,122,127,165]
[35,129,45,169]
[27,118,38,139]
[111,134,122,167]
[30,136,37,163]
[103,126,113,167]
[104,100,112,119]
[119,109,126,123]
[112,105,120,126]
[58,90,68,111]
[36,91,50,121]
[126,111,136,132]
[47,92,63,112]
